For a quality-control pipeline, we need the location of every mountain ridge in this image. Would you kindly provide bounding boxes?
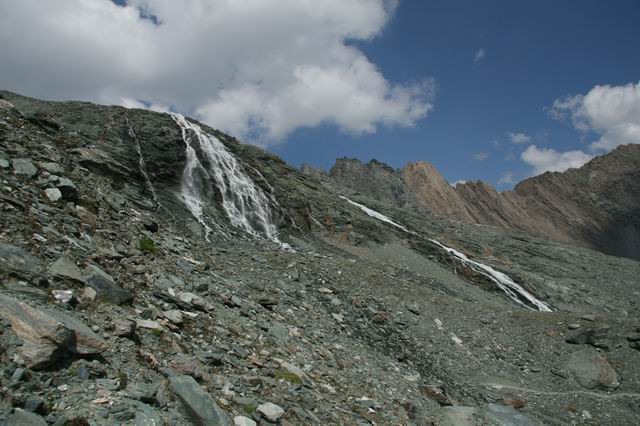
[309,144,640,260]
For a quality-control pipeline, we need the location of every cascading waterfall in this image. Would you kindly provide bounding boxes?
[170,113,279,241]
[339,195,552,312]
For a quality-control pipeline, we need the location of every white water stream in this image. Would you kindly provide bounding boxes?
[171,113,279,241]
[126,116,158,205]
[339,196,552,312]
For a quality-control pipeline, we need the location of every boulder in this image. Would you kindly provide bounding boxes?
[0,243,41,278]
[48,175,79,202]
[257,402,285,423]
[44,188,62,202]
[0,295,107,369]
[566,348,619,390]
[7,408,47,426]
[48,257,84,283]
[169,375,231,425]
[83,264,133,305]
[12,158,37,178]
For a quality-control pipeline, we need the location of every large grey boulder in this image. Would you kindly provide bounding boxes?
[83,264,133,305]
[566,348,619,390]
[0,295,107,369]
[169,375,231,425]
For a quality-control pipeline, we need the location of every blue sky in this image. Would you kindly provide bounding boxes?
[1,0,638,189]
[271,0,640,187]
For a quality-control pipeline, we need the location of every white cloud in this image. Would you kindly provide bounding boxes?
[450,180,467,187]
[497,172,516,185]
[0,0,433,143]
[507,132,531,144]
[474,48,486,63]
[521,145,592,175]
[549,81,640,151]
[473,152,489,161]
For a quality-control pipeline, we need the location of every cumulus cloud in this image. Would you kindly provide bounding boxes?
[549,81,640,151]
[450,180,467,187]
[507,132,531,144]
[473,152,489,161]
[474,48,486,63]
[521,145,593,175]
[0,0,434,143]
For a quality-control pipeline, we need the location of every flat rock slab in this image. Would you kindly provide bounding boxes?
[566,347,619,390]
[48,257,84,283]
[12,158,38,178]
[0,243,42,278]
[169,375,231,425]
[0,295,107,369]
[83,264,133,305]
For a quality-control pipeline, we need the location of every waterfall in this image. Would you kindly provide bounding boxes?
[170,113,279,241]
[126,116,158,205]
[428,239,552,312]
[339,195,552,312]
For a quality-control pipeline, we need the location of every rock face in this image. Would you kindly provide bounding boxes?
[319,147,640,260]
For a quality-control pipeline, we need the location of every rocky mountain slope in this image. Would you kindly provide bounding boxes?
[319,148,640,261]
[1,91,639,425]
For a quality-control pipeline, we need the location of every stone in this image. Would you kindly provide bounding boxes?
[44,188,62,202]
[566,348,619,390]
[626,332,640,342]
[257,402,285,422]
[163,309,183,324]
[406,301,421,315]
[168,355,205,380]
[581,314,596,322]
[128,382,159,403]
[12,158,38,178]
[479,404,538,425]
[566,327,610,349]
[280,361,311,384]
[234,416,257,426]
[0,243,42,277]
[136,319,163,331]
[49,257,84,283]
[113,319,137,337]
[39,162,64,175]
[49,175,79,202]
[0,157,9,168]
[83,264,133,305]
[0,294,107,369]
[169,375,231,425]
[52,289,75,304]
[23,396,46,414]
[76,205,97,228]
[7,408,47,426]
